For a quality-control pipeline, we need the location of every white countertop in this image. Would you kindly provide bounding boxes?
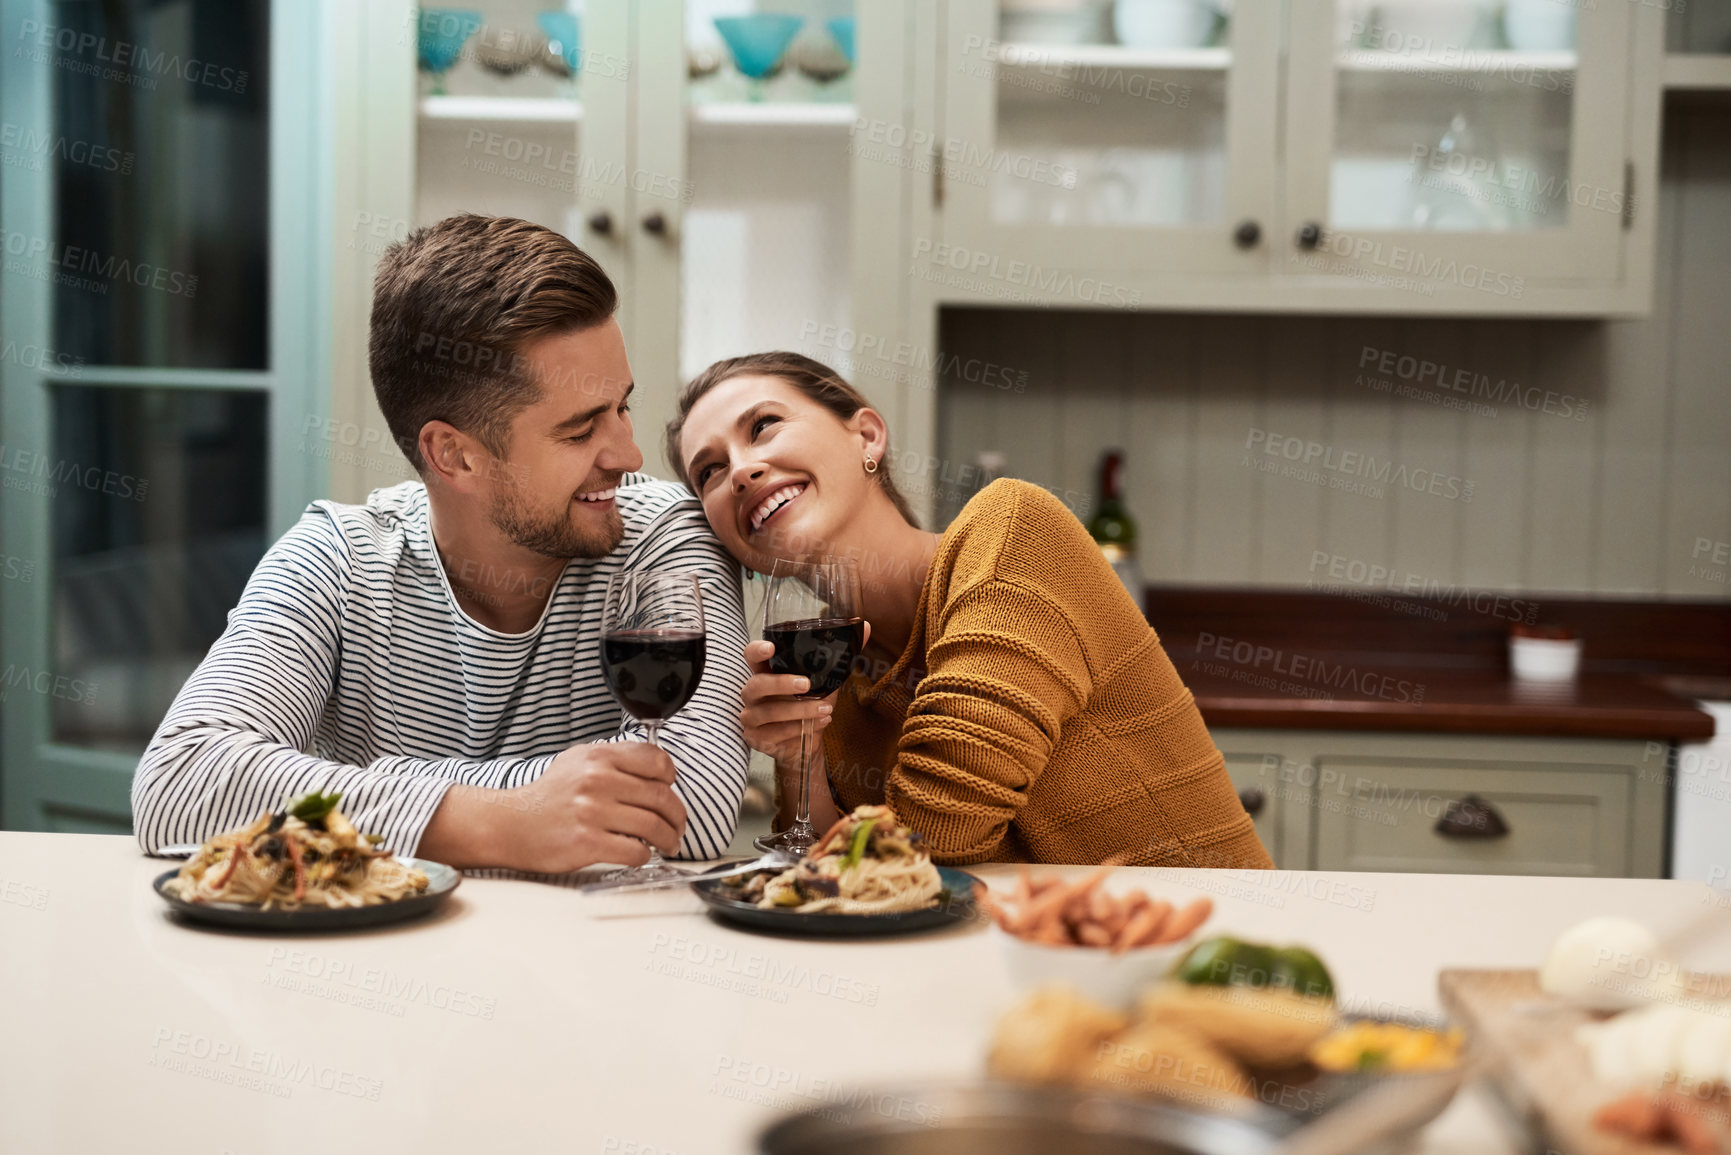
[4,833,1729,1154]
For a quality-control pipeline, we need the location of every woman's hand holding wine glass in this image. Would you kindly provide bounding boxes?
[749,558,866,857]
[739,643,838,764]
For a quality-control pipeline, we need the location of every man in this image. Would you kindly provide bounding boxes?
[131,215,750,872]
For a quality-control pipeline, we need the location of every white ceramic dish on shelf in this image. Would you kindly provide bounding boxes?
[1503,0,1576,51]
[1000,0,1110,45]
[1112,0,1220,49]
[1345,0,1495,51]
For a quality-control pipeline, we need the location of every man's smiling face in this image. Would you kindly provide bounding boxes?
[485,318,643,559]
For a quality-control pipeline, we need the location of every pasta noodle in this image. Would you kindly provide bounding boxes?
[751,805,943,915]
[163,793,429,911]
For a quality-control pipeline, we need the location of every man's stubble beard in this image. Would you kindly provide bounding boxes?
[489,480,624,559]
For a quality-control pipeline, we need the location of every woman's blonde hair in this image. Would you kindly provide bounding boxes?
[664,351,919,527]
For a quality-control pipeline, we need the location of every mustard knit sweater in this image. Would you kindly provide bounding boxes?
[821,479,1272,869]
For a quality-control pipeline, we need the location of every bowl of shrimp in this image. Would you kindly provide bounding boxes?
[976,866,1216,1010]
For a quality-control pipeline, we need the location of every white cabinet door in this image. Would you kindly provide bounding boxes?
[1282,0,1636,296]
[933,0,1282,287]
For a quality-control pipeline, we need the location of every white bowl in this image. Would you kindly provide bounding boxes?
[993,924,1190,1010]
[1503,0,1575,51]
[1351,1,1493,52]
[1000,0,1109,45]
[1510,635,1582,682]
[1112,0,1218,49]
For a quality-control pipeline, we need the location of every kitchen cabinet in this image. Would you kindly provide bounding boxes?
[918,0,1664,316]
[842,0,1673,525]
[328,0,856,487]
[1214,729,1668,878]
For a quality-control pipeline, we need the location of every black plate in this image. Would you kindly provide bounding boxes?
[152,858,460,931]
[692,865,982,936]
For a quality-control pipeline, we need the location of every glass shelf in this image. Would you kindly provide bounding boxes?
[994,44,1231,71]
[687,102,855,128]
[418,95,583,123]
[416,96,856,129]
[1336,49,1576,73]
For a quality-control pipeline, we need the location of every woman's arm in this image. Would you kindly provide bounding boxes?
[885,579,1093,863]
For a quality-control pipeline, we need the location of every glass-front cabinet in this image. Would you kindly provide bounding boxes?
[1285,0,1631,288]
[921,0,1663,313]
[940,0,1281,278]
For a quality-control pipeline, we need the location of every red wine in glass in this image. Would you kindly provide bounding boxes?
[757,558,862,857]
[601,629,708,721]
[597,571,706,883]
[765,617,863,700]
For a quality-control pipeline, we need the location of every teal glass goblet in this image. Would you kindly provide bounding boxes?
[416,8,483,95]
[536,11,581,78]
[714,14,804,100]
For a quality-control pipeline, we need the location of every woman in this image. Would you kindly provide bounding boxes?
[667,352,1271,869]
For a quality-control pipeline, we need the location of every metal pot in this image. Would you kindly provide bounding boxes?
[759,1081,1280,1155]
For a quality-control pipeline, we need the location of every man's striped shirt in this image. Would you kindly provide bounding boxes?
[131,476,750,860]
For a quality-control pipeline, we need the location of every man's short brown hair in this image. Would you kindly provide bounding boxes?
[369,214,618,473]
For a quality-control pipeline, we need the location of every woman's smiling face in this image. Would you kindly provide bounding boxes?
[678,374,886,571]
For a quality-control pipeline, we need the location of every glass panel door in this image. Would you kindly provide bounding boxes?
[1,0,322,832]
[1284,0,1631,289]
[676,0,855,387]
[1667,3,1731,55]
[936,0,1280,279]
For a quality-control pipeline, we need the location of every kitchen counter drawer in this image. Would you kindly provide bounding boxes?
[1211,731,1667,878]
[1309,759,1632,877]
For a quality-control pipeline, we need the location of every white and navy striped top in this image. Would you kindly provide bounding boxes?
[131,476,751,861]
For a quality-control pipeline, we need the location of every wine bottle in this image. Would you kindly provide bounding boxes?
[1088,450,1140,594]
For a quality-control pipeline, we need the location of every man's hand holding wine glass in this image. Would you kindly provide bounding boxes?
[421,740,688,874]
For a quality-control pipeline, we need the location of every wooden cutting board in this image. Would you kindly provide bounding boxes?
[1438,968,1718,1155]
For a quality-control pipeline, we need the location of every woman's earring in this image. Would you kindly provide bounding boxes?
[864,456,879,474]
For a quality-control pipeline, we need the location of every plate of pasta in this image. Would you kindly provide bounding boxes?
[693,805,980,936]
[152,791,460,930]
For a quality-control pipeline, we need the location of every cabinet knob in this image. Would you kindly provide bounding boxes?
[1238,787,1266,818]
[1234,220,1261,249]
[1295,222,1324,251]
[1434,794,1510,840]
[641,211,668,237]
[587,211,613,236]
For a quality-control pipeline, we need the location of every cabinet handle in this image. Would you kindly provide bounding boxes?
[1434,794,1509,840]
[1238,787,1266,818]
[1234,220,1261,249]
[1295,222,1323,251]
[587,211,613,236]
[641,211,668,237]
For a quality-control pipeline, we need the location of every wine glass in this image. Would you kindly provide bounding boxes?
[416,8,483,96]
[714,14,804,101]
[755,557,864,857]
[598,571,707,883]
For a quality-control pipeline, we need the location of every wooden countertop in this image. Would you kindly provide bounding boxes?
[11,834,1731,1153]
[1148,586,1727,742]
[1182,667,1718,741]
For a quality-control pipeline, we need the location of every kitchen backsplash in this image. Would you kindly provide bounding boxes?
[934,103,1731,601]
